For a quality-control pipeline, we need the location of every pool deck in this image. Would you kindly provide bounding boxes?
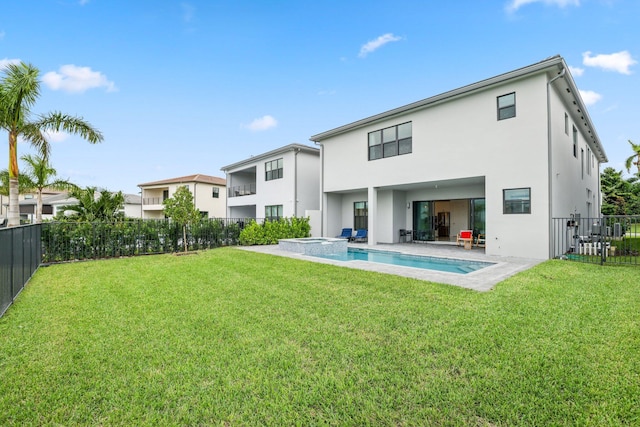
[238,242,544,292]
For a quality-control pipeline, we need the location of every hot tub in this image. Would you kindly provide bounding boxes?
[278,237,348,256]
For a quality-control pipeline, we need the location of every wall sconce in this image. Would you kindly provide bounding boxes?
[407,203,411,209]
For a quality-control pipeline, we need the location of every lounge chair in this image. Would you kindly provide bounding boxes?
[475,233,486,248]
[337,228,353,240]
[456,230,473,249]
[353,229,368,242]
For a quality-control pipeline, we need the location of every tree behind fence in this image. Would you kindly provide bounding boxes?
[41,218,244,263]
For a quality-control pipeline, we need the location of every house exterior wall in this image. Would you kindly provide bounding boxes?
[296,150,321,216]
[140,181,226,219]
[314,60,606,260]
[224,144,320,222]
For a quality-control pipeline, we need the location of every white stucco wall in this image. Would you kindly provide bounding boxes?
[225,146,320,220]
[318,72,565,259]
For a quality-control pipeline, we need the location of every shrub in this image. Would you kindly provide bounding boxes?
[239,217,311,245]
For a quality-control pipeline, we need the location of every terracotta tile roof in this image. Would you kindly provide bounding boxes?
[138,174,226,187]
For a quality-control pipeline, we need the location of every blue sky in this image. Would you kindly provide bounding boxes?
[1,0,639,195]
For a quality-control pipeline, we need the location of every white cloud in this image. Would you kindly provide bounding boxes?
[568,65,584,77]
[43,130,70,143]
[42,64,117,93]
[0,31,5,41]
[579,90,602,106]
[582,51,637,75]
[0,58,20,69]
[358,33,402,58]
[246,115,278,131]
[79,0,90,5]
[506,0,579,13]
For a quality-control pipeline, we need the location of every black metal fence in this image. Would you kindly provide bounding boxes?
[552,215,640,265]
[41,218,252,263]
[0,224,42,317]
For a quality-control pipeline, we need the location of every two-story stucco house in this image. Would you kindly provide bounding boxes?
[221,144,320,223]
[138,174,226,219]
[310,55,607,260]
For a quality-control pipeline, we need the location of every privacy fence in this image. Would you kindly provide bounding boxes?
[552,215,640,265]
[0,224,42,318]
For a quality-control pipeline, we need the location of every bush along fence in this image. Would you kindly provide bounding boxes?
[0,224,42,318]
[552,215,640,265]
[41,217,311,263]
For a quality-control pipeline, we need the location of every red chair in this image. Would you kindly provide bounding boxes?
[456,230,473,249]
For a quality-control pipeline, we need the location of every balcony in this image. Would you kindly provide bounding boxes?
[228,184,256,198]
[142,197,165,211]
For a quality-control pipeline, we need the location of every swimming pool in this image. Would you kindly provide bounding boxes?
[311,247,494,274]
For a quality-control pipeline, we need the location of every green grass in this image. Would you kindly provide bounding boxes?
[1,248,638,426]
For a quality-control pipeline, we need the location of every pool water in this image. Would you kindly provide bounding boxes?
[311,248,493,274]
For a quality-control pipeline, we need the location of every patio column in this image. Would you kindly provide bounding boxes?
[368,186,377,246]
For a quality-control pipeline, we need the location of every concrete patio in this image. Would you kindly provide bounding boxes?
[239,241,544,292]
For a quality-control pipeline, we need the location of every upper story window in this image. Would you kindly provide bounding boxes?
[368,122,412,161]
[497,93,516,120]
[212,187,219,198]
[572,126,578,158]
[503,188,530,214]
[265,158,283,181]
[564,113,569,135]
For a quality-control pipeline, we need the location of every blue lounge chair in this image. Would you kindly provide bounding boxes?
[353,229,368,242]
[337,228,353,240]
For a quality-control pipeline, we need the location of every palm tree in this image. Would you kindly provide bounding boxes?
[59,186,124,222]
[625,140,640,176]
[20,154,78,223]
[0,61,103,227]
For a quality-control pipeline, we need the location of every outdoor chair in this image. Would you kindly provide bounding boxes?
[353,229,368,242]
[337,228,353,240]
[456,230,473,249]
[475,233,486,248]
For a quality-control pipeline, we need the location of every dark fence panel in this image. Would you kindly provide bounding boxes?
[0,224,42,318]
[41,218,252,263]
[552,215,640,265]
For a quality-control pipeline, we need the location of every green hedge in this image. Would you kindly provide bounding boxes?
[239,217,311,245]
[41,219,243,262]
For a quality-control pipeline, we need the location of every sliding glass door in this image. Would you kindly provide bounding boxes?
[412,201,436,241]
[470,198,485,235]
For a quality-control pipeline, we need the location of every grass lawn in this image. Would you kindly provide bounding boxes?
[0,247,638,425]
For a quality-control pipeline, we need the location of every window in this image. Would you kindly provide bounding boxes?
[368,122,412,161]
[564,113,569,135]
[587,148,591,175]
[581,148,584,179]
[212,187,219,198]
[200,211,208,218]
[162,190,169,201]
[572,126,578,158]
[497,93,516,120]
[265,158,283,181]
[503,188,531,214]
[354,201,368,230]
[265,205,283,221]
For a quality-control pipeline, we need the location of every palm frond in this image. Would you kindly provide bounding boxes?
[34,112,104,144]
[0,62,40,125]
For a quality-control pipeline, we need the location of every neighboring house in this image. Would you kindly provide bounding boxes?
[220,143,320,222]
[310,55,607,260]
[138,174,226,219]
[15,192,142,222]
[1,189,65,223]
